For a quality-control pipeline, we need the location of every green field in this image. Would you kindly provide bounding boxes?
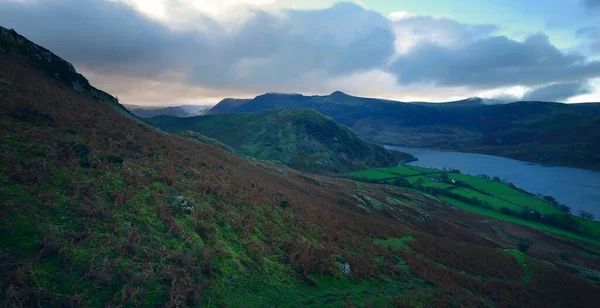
[439,197,600,245]
[350,169,398,180]
[348,165,600,242]
[447,174,562,214]
[372,166,421,176]
[449,174,523,195]
[450,187,520,211]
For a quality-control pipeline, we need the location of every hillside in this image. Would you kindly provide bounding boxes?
[148,109,415,173]
[0,26,139,123]
[124,104,211,118]
[211,92,600,170]
[2,28,600,307]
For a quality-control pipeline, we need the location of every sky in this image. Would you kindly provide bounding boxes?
[1,0,600,106]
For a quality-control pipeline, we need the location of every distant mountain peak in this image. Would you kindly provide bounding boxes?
[330,90,350,97]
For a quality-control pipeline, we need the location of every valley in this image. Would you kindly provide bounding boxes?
[2,23,600,307]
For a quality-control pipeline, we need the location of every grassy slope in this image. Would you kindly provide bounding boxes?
[349,165,600,241]
[2,35,600,307]
[148,109,414,174]
[1,55,425,307]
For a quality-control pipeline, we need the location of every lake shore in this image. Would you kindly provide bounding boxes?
[385,145,600,219]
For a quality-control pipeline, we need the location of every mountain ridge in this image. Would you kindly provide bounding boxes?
[148,108,415,173]
[124,104,212,118]
[0,26,140,123]
[210,91,600,170]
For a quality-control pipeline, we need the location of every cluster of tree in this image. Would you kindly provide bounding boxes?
[540,195,572,213]
[579,210,595,220]
[351,174,596,238]
[440,168,461,174]
[479,174,519,188]
[499,207,591,235]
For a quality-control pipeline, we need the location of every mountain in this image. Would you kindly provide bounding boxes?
[124,104,212,118]
[0,26,140,123]
[148,108,415,173]
[2,27,600,307]
[210,91,600,170]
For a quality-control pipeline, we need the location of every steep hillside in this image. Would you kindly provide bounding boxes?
[2,28,600,307]
[124,104,211,118]
[0,26,139,123]
[148,109,415,173]
[211,92,600,170]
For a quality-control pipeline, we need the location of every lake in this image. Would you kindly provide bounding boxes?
[385,145,600,219]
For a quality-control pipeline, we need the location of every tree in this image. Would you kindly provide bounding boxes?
[440,173,450,182]
[579,210,595,220]
[517,242,530,254]
[392,178,410,187]
[543,195,558,204]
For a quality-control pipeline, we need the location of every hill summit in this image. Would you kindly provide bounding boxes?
[148,108,415,173]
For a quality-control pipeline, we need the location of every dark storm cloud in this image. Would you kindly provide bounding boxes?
[0,0,186,77]
[0,0,395,90]
[522,82,592,102]
[187,2,395,87]
[1,0,599,96]
[390,33,600,88]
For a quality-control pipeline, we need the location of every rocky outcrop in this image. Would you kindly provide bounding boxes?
[0,26,141,123]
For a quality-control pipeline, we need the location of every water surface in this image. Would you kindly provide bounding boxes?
[386,145,600,219]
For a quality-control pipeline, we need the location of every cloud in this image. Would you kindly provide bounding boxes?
[390,14,497,53]
[390,33,600,88]
[0,0,598,104]
[576,27,600,53]
[0,0,394,92]
[187,3,395,88]
[522,82,592,102]
[0,0,186,77]
[582,0,600,9]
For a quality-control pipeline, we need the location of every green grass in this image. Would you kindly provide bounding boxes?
[497,194,563,214]
[148,109,406,173]
[206,273,411,307]
[349,169,398,180]
[373,166,421,176]
[421,182,455,189]
[404,165,439,174]
[347,165,600,242]
[440,197,600,245]
[576,218,600,238]
[374,235,416,251]
[449,174,525,196]
[450,187,520,211]
[503,250,531,282]
[404,175,432,185]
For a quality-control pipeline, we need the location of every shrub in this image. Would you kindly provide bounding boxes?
[517,242,530,254]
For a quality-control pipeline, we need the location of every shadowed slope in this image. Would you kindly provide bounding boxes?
[148,109,415,173]
[211,92,600,170]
